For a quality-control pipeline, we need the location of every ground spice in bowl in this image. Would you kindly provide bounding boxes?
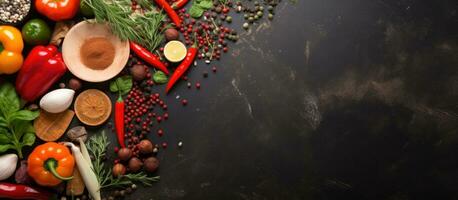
[80,37,115,70]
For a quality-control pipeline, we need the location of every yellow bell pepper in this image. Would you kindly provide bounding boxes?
[0,26,24,74]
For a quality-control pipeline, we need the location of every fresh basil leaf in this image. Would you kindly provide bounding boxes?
[189,4,205,18]
[153,71,168,84]
[110,75,133,95]
[0,82,20,112]
[9,110,40,122]
[198,0,213,9]
[0,144,14,153]
[12,121,33,139]
[21,132,35,146]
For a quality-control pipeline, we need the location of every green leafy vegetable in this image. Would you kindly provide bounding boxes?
[189,0,214,18]
[86,132,160,189]
[153,71,168,84]
[0,82,39,158]
[110,75,133,96]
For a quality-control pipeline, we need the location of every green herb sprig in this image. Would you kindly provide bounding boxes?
[0,82,39,159]
[86,132,160,189]
[84,0,166,52]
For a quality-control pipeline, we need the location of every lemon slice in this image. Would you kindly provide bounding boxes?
[164,40,187,63]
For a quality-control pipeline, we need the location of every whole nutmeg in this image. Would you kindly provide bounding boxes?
[112,163,126,177]
[130,64,147,81]
[164,28,179,41]
[68,78,82,91]
[137,139,153,154]
[144,157,159,173]
[117,148,132,161]
[128,157,143,173]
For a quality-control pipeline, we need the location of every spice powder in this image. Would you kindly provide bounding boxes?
[80,37,115,70]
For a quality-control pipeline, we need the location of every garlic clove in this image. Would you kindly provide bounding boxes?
[39,89,75,113]
[0,154,18,181]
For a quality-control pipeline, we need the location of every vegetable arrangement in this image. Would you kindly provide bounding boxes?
[0,0,282,198]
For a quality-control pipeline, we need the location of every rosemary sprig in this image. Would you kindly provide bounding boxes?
[84,0,166,51]
[86,132,160,189]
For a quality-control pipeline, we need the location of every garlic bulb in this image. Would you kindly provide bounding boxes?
[39,89,75,113]
[0,154,18,181]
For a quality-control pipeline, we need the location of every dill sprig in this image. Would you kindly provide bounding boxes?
[83,0,166,51]
[86,132,160,189]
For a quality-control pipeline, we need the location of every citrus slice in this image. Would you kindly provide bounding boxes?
[164,40,187,62]
[74,89,112,126]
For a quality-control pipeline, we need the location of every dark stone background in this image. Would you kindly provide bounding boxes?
[2,0,457,199]
[135,0,457,199]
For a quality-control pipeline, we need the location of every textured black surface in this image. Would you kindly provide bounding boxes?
[4,0,458,199]
[128,0,458,199]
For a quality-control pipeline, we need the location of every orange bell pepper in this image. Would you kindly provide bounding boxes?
[0,26,24,75]
[27,142,75,186]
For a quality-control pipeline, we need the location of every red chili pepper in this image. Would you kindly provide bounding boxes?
[171,0,189,9]
[15,45,67,102]
[129,41,169,75]
[115,96,125,148]
[154,0,182,27]
[0,182,53,200]
[166,42,198,93]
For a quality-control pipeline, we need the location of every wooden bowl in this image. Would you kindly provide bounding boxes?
[62,21,129,82]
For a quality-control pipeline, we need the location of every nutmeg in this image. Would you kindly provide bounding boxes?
[144,157,159,173]
[137,140,153,154]
[128,157,143,173]
[112,163,126,177]
[164,28,179,41]
[130,64,147,81]
[117,148,132,161]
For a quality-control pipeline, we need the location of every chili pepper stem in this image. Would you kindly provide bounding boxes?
[45,159,73,181]
[0,43,4,52]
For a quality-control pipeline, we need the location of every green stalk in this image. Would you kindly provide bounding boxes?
[45,159,73,181]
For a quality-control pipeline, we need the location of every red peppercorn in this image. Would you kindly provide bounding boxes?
[157,129,164,136]
[162,142,168,148]
[164,113,169,119]
[196,82,201,89]
[156,116,162,122]
[181,99,188,106]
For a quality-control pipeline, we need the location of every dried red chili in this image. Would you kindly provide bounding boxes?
[115,96,126,148]
[171,0,189,9]
[154,0,182,27]
[166,42,198,93]
[129,42,169,75]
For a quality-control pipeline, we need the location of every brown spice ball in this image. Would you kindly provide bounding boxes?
[130,64,147,81]
[112,163,126,177]
[117,148,132,161]
[137,139,153,154]
[68,78,82,91]
[128,157,143,173]
[164,28,179,41]
[144,157,159,173]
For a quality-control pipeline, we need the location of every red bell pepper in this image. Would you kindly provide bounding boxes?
[35,0,80,21]
[16,45,67,102]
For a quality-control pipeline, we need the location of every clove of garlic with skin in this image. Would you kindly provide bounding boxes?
[39,89,75,113]
[0,154,18,181]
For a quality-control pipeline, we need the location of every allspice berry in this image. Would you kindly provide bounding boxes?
[144,157,159,173]
[117,148,132,161]
[130,64,147,81]
[112,163,126,177]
